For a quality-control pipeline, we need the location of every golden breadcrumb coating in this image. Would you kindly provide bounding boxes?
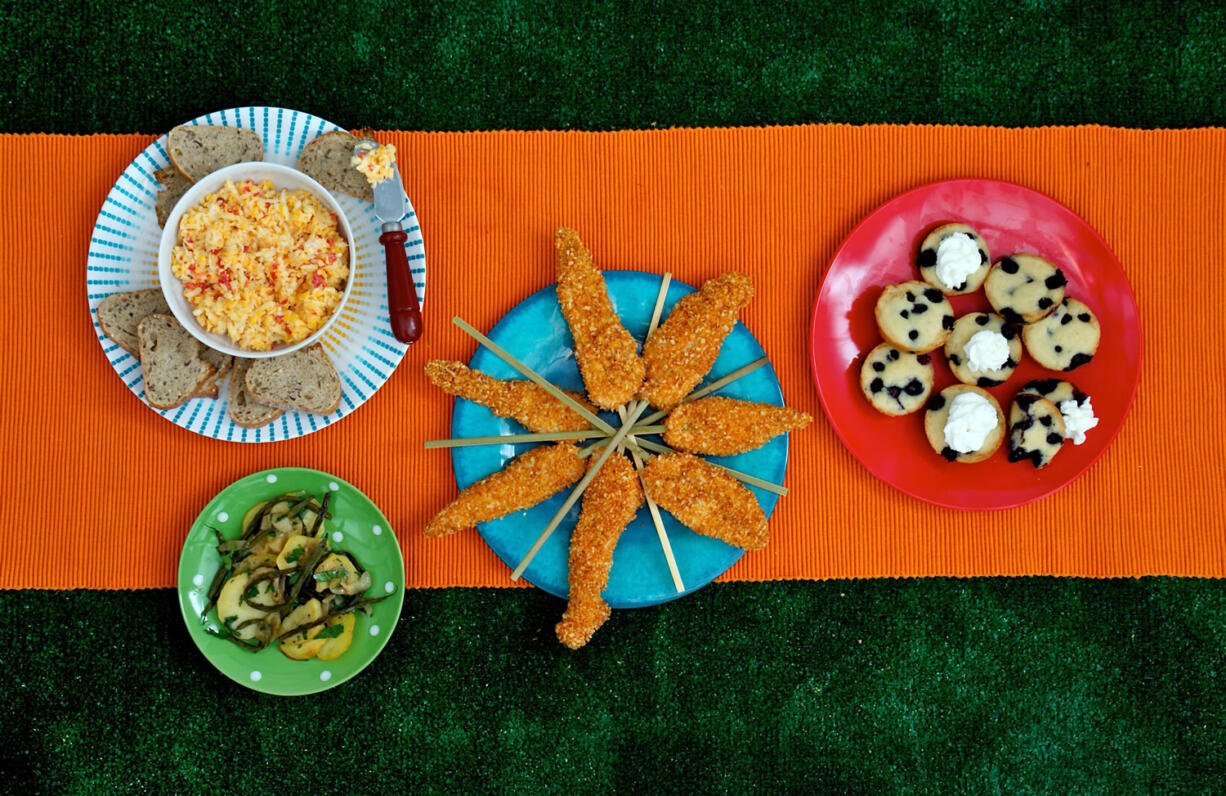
[640,452,768,550]
[424,443,586,538]
[663,396,812,456]
[425,360,596,433]
[556,454,643,650]
[555,227,645,410]
[640,272,754,411]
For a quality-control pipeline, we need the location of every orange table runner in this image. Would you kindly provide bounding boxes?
[2,125,1223,590]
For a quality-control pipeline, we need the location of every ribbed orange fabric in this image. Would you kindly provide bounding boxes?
[2,125,1223,590]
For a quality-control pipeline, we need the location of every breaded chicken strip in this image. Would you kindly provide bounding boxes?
[424,443,586,538]
[426,360,596,433]
[640,453,768,550]
[640,272,754,411]
[663,396,812,456]
[555,227,645,410]
[556,454,643,649]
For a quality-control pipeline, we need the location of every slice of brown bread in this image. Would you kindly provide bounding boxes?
[245,344,342,415]
[98,289,172,357]
[137,314,216,410]
[298,130,373,202]
[227,358,284,427]
[155,167,193,227]
[167,125,263,182]
[195,348,234,398]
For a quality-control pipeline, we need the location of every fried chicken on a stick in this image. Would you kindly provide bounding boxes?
[426,359,596,433]
[640,452,768,550]
[663,396,812,456]
[424,443,586,538]
[555,227,645,410]
[556,454,643,649]
[640,272,755,411]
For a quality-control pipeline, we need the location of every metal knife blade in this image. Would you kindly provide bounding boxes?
[353,138,422,343]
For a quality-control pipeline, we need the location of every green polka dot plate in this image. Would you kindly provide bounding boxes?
[177,468,404,695]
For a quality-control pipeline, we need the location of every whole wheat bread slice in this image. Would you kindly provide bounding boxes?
[245,344,342,415]
[298,131,373,202]
[137,314,216,409]
[154,167,193,227]
[195,347,234,399]
[167,125,263,182]
[98,289,172,357]
[227,358,284,427]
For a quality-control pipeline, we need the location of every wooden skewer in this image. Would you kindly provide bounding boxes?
[510,402,649,581]
[635,357,769,428]
[645,273,672,344]
[618,405,684,593]
[424,429,607,449]
[623,273,674,421]
[452,317,618,437]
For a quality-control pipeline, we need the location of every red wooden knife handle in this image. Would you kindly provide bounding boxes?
[379,229,423,344]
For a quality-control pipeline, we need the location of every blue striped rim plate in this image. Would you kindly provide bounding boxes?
[86,107,425,442]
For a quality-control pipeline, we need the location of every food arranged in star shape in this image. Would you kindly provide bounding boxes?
[424,228,811,648]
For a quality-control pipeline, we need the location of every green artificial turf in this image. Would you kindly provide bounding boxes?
[4,1,1226,791]
[1,0,1223,134]
[3,580,1225,793]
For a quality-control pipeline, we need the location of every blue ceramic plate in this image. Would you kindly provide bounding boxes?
[450,271,788,608]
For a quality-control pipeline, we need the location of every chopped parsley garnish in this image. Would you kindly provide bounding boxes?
[316,624,346,639]
[314,569,346,582]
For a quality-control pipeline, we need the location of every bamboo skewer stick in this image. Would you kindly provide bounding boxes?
[424,429,609,449]
[619,404,684,593]
[627,274,686,592]
[644,273,672,347]
[510,402,649,581]
[634,357,769,428]
[452,317,618,437]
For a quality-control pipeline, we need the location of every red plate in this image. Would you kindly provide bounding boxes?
[810,179,1141,510]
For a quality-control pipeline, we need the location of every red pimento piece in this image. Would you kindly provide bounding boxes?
[312,272,326,287]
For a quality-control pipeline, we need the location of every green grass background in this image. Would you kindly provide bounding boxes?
[3,1,1225,792]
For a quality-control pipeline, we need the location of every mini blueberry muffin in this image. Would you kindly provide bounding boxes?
[923,384,1005,464]
[944,312,1022,388]
[1017,379,1099,445]
[984,254,1067,324]
[1007,393,1067,469]
[859,342,934,416]
[1017,378,1084,407]
[916,223,991,295]
[1022,297,1100,371]
[874,281,956,353]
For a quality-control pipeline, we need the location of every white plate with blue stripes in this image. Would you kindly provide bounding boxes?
[86,106,425,443]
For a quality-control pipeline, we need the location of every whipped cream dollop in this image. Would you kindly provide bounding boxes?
[1059,396,1099,445]
[935,233,982,290]
[964,330,1009,372]
[943,391,998,453]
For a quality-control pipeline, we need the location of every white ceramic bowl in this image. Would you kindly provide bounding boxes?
[157,162,356,359]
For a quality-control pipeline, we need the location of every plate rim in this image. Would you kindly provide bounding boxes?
[175,466,405,696]
[809,177,1143,510]
[449,268,790,608]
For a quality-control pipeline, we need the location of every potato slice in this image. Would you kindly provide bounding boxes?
[216,573,270,641]
[240,500,269,534]
[276,534,321,571]
[315,613,355,661]
[278,598,327,659]
[314,553,367,595]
